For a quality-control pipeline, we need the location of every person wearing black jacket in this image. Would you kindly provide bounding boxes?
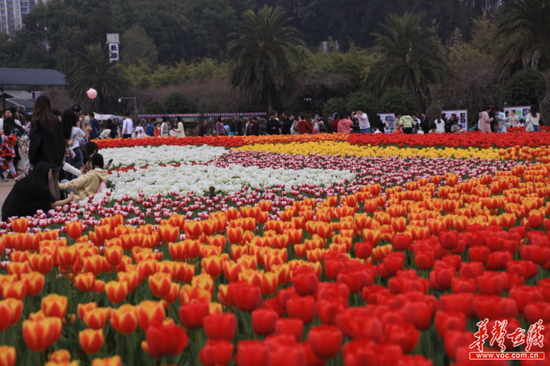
[266,112,280,135]
[281,112,293,135]
[29,96,66,201]
[420,113,431,134]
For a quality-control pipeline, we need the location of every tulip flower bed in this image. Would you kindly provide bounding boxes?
[3,137,550,366]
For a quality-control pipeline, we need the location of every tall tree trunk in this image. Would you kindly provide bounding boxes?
[540,72,550,126]
[426,84,442,124]
[267,88,274,113]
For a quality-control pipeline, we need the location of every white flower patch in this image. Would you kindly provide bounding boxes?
[101,145,228,167]
[103,164,355,202]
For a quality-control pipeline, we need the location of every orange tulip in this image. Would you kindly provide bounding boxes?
[74,273,96,293]
[104,245,123,267]
[179,285,211,305]
[78,302,98,321]
[184,221,203,238]
[22,318,62,352]
[11,218,28,233]
[79,329,104,354]
[183,240,201,259]
[110,305,138,335]
[0,301,14,331]
[169,242,186,261]
[163,282,181,303]
[172,262,195,283]
[117,271,141,292]
[49,349,71,363]
[362,229,380,246]
[148,273,172,298]
[92,355,123,366]
[1,280,26,300]
[0,346,15,366]
[20,272,44,296]
[261,272,278,296]
[136,301,165,331]
[41,294,68,319]
[227,227,243,245]
[105,281,128,304]
[28,253,53,275]
[202,255,224,278]
[57,246,79,268]
[94,280,106,294]
[83,308,111,330]
[157,225,179,243]
[66,221,83,240]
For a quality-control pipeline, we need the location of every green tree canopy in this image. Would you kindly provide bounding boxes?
[324,98,347,115]
[163,92,198,113]
[346,92,378,120]
[366,12,449,109]
[121,25,159,70]
[227,5,304,111]
[67,44,129,111]
[145,100,164,114]
[379,87,418,114]
[504,69,546,106]
[496,0,550,75]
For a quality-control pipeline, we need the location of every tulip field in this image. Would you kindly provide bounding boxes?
[3,132,550,366]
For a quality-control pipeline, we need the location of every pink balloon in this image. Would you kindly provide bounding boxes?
[86,88,98,100]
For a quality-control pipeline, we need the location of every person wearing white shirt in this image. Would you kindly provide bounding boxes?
[352,110,370,133]
[135,123,144,138]
[434,115,445,133]
[121,114,134,138]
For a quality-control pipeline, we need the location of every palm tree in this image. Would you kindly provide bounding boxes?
[366,12,449,109]
[227,6,304,112]
[495,0,550,75]
[68,44,129,111]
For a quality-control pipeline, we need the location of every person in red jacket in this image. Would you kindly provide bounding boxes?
[297,116,311,134]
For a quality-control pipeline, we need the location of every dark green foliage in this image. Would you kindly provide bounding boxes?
[346,92,378,119]
[145,100,164,114]
[162,92,198,113]
[504,69,546,106]
[379,87,418,114]
[323,98,347,115]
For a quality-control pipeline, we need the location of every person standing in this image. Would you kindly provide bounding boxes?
[338,113,354,133]
[121,114,134,138]
[176,118,185,137]
[281,112,293,135]
[266,112,281,135]
[434,114,446,134]
[216,118,226,136]
[145,119,155,137]
[479,107,493,134]
[135,122,145,138]
[399,110,416,134]
[297,116,311,134]
[331,114,340,133]
[29,96,66,201]
[198,120,208,137]
[89,113,100,140]
[393,113,402,132]
[420,113,430,134]
[526,105,541,132]
[507,110,518,128]
[250,117,260,136]
[160,118,170,137]
[353,110,370,134]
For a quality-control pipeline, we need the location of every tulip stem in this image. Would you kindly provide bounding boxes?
[125,333,135,366]
[161,356,168,365]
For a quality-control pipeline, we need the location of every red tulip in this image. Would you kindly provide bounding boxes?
[199,340,234,366]
[252,309,278,336]
[275,318,304,342]
[434,311,467,338]
[439,230,459,250]
[203,313,237,341]
[291,266,318,296]
[267,344,306,366]
[316,297,348,325]
[233,282,262,312]
[235,340,267,366]
[178,302,210,329]
[307,325,343,359]
[286,295,316,324]
[141,321,188,358]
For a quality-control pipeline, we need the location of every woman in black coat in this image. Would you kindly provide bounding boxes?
[29,96,66,200]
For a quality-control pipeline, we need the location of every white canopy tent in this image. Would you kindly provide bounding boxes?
[93,114,124,121]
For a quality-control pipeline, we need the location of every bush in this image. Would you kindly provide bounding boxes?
[145,100,164,114]
[504,69,546,106]
[162,92,198,114]
[323,98,347,115]
[379,87,417,114]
